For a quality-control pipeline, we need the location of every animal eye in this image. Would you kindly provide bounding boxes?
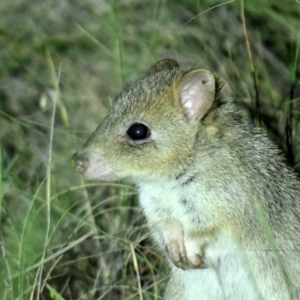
[127,123,150,140]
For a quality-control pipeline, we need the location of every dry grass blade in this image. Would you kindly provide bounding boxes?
[130,243,144,300]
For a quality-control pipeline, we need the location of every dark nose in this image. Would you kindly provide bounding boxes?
[71,151,89,174]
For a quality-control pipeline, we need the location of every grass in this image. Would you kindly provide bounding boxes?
[0,0,299,299]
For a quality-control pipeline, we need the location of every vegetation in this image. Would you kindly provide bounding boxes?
[0,0,299,299]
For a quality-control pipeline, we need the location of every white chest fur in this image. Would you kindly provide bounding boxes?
[137,180,265,300]
[139,180,183,222]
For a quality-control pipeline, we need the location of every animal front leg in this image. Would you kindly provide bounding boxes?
[159,218,207,270]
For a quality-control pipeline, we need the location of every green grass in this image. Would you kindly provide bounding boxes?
[0,0,299,299]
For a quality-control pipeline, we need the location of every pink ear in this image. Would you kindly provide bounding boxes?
[177,69,215,123]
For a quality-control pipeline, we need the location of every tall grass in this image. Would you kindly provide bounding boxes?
[0,0,299,299]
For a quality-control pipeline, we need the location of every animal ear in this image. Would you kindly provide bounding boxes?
[176,69,215,123]
[148,59,179,74]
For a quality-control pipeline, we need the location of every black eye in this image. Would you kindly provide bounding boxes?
[127,123,150,140]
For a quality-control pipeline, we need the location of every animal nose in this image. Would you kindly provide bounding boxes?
[71,151,89,174]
